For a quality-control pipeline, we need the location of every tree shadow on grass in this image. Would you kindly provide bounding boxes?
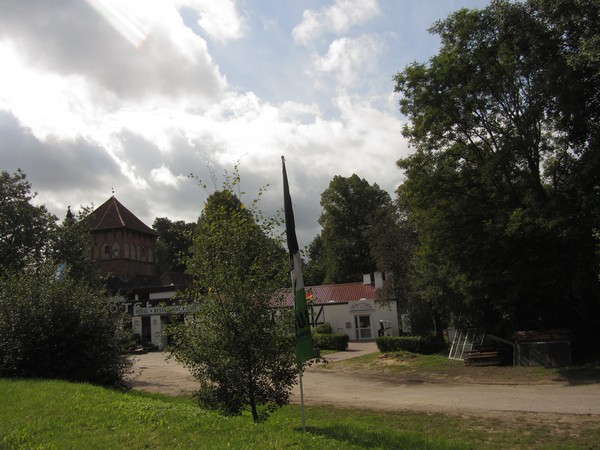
[303,425,456,450]
[556,364,600,385]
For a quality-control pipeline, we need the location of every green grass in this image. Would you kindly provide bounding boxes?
[2,378,599,449]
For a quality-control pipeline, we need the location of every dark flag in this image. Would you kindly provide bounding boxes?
[282,156,314,365]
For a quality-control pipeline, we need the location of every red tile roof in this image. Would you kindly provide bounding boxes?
[281,282,376,307]
[89,196,156,235]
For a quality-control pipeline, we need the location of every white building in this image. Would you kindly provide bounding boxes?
[283,272,399,340]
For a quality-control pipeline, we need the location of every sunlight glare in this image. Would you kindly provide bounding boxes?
[86,0,146,48]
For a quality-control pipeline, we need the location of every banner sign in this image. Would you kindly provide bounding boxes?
[134,304,199,316]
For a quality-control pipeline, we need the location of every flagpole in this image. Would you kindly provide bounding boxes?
[282,155,313,434]
[298,367,306,432]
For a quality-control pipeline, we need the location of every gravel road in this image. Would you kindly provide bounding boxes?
[128,343,600,417]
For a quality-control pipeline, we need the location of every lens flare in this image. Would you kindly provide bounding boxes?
[86,0,146,48]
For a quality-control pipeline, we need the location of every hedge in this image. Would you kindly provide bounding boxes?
[314,322,332,334]
[376,336,423,353]
[312,333,349,351]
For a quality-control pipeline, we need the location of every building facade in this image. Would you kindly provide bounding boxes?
[283,273,399,341]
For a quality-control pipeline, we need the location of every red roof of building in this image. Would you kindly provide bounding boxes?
[89,196,156,235]
[281,282,376,307]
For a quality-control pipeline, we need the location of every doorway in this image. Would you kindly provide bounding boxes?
[355,315,372,340]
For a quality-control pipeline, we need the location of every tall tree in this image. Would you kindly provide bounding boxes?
[394,0,600,343]
[152,217,194,274]
[319,174,391,283]
[168,180,295,423]
[0,170,56,273]
[53,206,101,285]
[303,234,326,286]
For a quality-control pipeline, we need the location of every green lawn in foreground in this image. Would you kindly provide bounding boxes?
[1,378,599,449]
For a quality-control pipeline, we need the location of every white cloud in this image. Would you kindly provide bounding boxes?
[0,0,436,245]
[86,0,149,48]
[313,36,383,89]
[176,0,246,42]
[0,42,94,142]
[293,0,380,45]
[0,0,227,103]
[151,165,185,187]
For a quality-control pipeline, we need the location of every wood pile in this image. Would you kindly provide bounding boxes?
[512,329,570,343]
[463,348,503,366]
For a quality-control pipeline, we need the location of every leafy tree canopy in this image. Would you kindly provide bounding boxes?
[0,264,133,387]
[152,217,194,274]
[0,170,56,273]
[303,234,326,286]
[394,0,600,341]
[168,174,295,423]
[54,205,103,285]
[319,174,391,284]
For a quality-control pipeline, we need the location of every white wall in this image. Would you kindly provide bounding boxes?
[316,301,398,341]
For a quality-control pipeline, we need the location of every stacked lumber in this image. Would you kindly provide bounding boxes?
[512,329,570,343]
[464,349,502,366]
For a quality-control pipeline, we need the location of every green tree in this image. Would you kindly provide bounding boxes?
[319,174,391,283]
[0,264,133,387]
[53,206,102,285]
[152,217,194,274]
[168,180,295,423]
[0,170,56,273]
[303,234,326,286]
[394,0,600,342]
[364,200,438,334]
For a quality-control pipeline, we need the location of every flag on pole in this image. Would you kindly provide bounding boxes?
[282,156,314,366]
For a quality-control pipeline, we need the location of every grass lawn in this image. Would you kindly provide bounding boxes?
[2,378,599,449]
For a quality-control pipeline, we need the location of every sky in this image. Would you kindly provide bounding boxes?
[0,0,490,246]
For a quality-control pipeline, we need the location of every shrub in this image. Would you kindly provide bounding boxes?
[420,334,449,355]
[0,266,133,388]
[314,322,332,334]
[312,333,349,351]
[376,336,423,353]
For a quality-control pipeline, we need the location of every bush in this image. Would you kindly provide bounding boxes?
[420,334,449,355]
[312,333,349,351]
[0,266,133,387]
[376,336,423,353]
[314,322,332,334]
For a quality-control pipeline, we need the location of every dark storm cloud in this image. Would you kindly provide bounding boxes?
[0,110,119,193]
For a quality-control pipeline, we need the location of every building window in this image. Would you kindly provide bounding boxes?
[141,248,146,260]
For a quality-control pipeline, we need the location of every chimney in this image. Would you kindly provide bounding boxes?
[374,271,384,289]
[363,273,373,285]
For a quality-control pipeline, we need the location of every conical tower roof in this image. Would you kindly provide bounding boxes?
[89,196,156,236]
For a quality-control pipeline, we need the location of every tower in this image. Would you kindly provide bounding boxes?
[88,196,157,279]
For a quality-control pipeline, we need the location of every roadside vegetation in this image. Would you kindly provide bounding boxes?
[2,379,599,449]
[318,350,600,385]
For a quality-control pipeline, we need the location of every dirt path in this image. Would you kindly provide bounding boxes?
[127,344,600,417]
